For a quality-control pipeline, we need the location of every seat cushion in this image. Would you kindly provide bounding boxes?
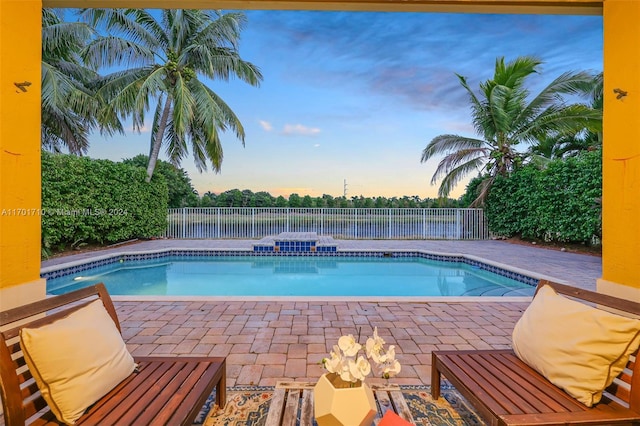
[512,285,640,407]
[20,299,136,424]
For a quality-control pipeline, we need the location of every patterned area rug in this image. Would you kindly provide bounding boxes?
[193,385,485,425]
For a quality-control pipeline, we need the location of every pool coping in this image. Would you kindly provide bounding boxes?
[41,248,567,300]
[109,294,534,302]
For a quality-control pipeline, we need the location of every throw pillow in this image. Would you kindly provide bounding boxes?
[20,299,136,424]
[512,285,640,407]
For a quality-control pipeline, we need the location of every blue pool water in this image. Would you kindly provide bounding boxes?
[46,255,535,297]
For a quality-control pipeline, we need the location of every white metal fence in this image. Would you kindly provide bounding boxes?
[165,208,489,240]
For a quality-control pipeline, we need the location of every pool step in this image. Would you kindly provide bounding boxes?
[253,232,338,253]
[462,284,535,297]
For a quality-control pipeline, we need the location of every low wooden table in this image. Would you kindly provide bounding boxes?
[265,381,415,426]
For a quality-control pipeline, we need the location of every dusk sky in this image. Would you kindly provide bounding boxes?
[87,10,603,199]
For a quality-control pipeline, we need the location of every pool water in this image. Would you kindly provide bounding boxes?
[46,256,535,297]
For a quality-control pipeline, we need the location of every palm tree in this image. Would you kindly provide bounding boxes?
[80,9,262,182]
[41,9,121,154]
[420,56,601,206]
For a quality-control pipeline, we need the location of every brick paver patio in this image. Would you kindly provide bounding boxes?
[115,298,529,387]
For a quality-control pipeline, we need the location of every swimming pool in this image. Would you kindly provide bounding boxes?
[45,253,536,297]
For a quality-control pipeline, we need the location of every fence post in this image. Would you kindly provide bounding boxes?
[354,208,358,239]
[481,209,488,239]
[286,208,290,232]
[181,207,186,239]
[166,209,171,238]
[252,208,255,239]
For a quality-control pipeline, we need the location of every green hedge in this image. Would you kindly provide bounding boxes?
[122,155,199,208]
[42,152,168,252]
[486,150,601,243]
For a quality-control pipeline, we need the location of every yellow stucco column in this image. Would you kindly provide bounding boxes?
[0,0,46,310]
[598,0,640,300]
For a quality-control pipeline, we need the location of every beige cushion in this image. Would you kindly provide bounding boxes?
[20,299,136,424]
[512,285,640,407]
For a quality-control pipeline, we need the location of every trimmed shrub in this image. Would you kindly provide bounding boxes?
[458,176,484,208]
[486,166,542,239]
[486,149,602,244]
[42,152,168,252]
[122,155,199,208]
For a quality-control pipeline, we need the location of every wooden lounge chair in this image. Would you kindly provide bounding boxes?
[431,280,640,426]
[0,283,226,425]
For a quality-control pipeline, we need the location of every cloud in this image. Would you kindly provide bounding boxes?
[314,144,320,148]
[439,120,476,135]
[128,124,150,133]
[282,124,321,136]
[259,120,273,131]
[246,11,602,113]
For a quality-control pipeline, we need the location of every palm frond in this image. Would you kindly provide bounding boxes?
[171,74,195,137]
[437,156,488,198]
[487,84,518,135]
[167,9,191,54]
[493,56,540,90]
[195,11,247,50]
[430,147,488,185]
[543,71,598,97]
[183,45,262,85]
[42,20,95,65]
[202,128,224,171]
[164,118,190,167]
[83,36,155,69]
[187,125,221,172]
[41,8,112,153]
[79,8,164,52]
[190,79,246,142]
[519,104,601,142]
[521,71,595,122]
[421,134,486,162]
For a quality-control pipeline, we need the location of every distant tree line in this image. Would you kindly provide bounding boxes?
[120,155,463,209]
[196,190,462,209]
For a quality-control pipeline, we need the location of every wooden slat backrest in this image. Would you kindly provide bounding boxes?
[536,280,640,316]
[0,283,117,426]
[536,280,640,413]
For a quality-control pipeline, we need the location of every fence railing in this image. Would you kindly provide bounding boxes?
[165,208,489,240]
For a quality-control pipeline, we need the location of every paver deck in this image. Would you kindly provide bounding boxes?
[116,297,529,387]
[39,239,602,388]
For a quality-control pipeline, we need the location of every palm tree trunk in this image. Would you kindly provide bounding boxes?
[146,99,171,183]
